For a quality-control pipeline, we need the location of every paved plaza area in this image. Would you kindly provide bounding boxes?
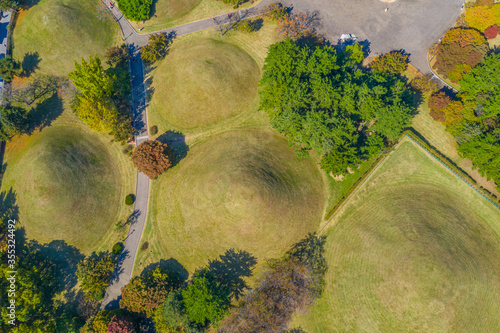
[284,0,464,72]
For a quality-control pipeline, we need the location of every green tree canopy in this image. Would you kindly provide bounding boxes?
[181,269,230,326]
[457,130,500,185]
[0,56,22,82]
[259,38,415,176]
[141,33,169,63]
[459,53,500,119]
[76,253,114,301]
[116,0,153,22]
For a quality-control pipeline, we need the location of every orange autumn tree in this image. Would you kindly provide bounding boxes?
[131,140,173,179]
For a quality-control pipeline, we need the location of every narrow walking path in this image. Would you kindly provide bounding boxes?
[100,0,274,309]
[100,11,150,309]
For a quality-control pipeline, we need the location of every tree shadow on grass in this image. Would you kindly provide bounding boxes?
[208,249,257,300]
[21,51,40,77]
[140,258,189,284]
[27,93,64,134]
[34,239,85,291]
[156,130,189,167]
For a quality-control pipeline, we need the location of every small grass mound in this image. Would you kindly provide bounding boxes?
[293,140,500,332]
[148,129,325,273]
[13,0,121,75]
[149,38,260,133]
[1,125,125,252]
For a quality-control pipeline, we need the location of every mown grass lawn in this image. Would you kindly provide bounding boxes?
[137,128,325,276]
[130,0,261,33]
[13,0,122,76]
[292,138,500,332]
[1,110,135,254]
[136,21,331,277]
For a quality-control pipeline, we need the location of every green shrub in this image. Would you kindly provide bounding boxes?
[116,0,153,22]
[239,20,256,33]
[123,145,134,155]
[150,125,158,135]
[125,194,135,205]
[141,242,149,251]
[112,242,124,255]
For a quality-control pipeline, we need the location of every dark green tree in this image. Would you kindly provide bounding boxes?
[116,0,153,22]
[0,0,21,10]
[259,38,415,176]
[0,105,30,141]
[181,269,230,326]
[141,33,169,63]
[457,130,500,186]
[459,54,500,119]
[0,56,22,82]
[76,253,115,301]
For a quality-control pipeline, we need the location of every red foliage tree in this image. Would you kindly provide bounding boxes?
[131,140,172,179]
[107,316,135,333]
[277,13,313,37]
[429,92,451,111]
[120,268,179,317]
[484,25,498,39]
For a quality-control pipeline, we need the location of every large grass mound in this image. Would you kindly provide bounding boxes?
[147,129,325,273]
[149,38,260,133]
[13,0,121,75]
[293,139,500,332]
[1,123,129,253]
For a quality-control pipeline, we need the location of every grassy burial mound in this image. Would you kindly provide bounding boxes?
[149,38,260,134]
[293,139,500,333]
[13,0,121,75]
[147,129,325,273]
[1,123,131,253]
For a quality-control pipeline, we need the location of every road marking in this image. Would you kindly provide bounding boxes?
[136,135,149,140]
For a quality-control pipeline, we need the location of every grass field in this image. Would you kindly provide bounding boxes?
[136,128,325,275]
[292,139,500,332]
[130,0,260,33]
[0,110,135,254]
[148,37,261,134]
[13,0,122,76]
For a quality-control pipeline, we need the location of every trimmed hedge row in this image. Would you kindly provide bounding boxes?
[324,129,499,222]
[404,129,500,206]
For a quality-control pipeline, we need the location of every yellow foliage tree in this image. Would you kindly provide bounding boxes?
[465,6,495,32]
[72,94,119,133]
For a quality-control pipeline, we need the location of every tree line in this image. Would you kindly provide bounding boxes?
[259,38,416,176]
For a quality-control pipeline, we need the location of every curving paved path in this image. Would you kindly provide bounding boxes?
[100,0,275,309]
[100,0,465,309]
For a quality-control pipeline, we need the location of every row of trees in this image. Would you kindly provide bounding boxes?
[429,54,500,188]
[76,234,326,332]
[69,45,133,143]
[259,38,415,176]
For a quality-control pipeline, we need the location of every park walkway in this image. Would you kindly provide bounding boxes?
[100,0,273,309]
